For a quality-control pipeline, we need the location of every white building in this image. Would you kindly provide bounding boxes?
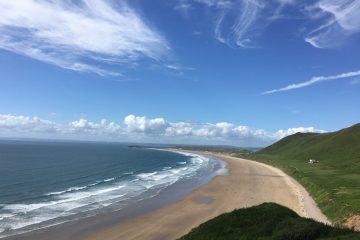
[309,159,319,164]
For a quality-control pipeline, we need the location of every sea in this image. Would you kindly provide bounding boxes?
[0,140,227,239]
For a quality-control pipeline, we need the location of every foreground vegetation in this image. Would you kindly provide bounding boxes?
[179,203,359,240]
[248,123,360,225]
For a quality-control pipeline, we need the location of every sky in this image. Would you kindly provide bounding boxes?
[0,0,359,147]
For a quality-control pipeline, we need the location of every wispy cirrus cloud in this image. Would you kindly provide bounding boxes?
[175,0,296,48]
[175,0,360,49]
[262,69,360,94]
[0,114,325,147]
[0,0,170,76]
[214,0,264,48]
[165,64,195,71]
[196,0,268,48]
[305,0,360,48]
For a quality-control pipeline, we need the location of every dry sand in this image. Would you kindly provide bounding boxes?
[81,152,330,240]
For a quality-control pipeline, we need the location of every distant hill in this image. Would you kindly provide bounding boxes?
[179,203,359,240]
[260,123,360,166]
[250,123,360,226]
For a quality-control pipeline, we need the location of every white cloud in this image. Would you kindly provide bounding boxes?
[262,69,360,94]
[0,114,326,147]
[174,0,193,16]
[123,115,326,146]
[174,0,360,49]
[200,0,266,48]
[176,0,294,48]
[69,118,121,135]
[0,114,122,139]
[165,64,195,71]
[0,0,170,75]
[165,122,194,136]
[0,114,58,133]
[124,115,169,134]
[273,127,326,139]
[305,0,360,48]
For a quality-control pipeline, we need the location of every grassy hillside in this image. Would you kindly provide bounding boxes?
[178,203,359,240]
[249,123,360,225]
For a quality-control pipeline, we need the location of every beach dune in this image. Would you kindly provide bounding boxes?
[80,153,329,240]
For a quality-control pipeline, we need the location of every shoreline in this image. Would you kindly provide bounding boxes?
[2,150,225,240]
[5,151,329,240]
[235,155,330,224]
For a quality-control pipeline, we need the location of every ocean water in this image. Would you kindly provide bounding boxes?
[0,140,227,238]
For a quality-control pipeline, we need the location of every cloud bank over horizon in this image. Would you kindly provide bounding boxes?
[0,114,326,147]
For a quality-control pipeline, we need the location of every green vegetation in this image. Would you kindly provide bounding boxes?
[177,124,360,239]
[178,203,359,240]
[246,123,360,224]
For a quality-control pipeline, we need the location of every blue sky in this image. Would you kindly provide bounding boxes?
[0,0,359,147]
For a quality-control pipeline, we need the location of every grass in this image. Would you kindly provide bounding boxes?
[244,123,360,224]
[178,203,359,240]
[176,124,360,239]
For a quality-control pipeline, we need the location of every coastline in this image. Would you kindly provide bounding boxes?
[6,151,329,240]
[81,151,330,240]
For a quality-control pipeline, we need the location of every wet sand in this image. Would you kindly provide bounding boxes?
[82,152,329,240]
[8,152,329,240]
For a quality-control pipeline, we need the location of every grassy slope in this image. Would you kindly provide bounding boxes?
[178,203,359,240]
[248,123,360,224]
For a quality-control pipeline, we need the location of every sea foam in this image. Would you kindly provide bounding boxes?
[0,151,227,238]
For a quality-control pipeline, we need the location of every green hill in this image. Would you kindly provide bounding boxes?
[178,203,359,240]
[250,123,360,225]
[260,123,360,165]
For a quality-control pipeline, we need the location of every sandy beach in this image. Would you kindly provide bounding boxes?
[7,151,330,240]
[79,152,329,240]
